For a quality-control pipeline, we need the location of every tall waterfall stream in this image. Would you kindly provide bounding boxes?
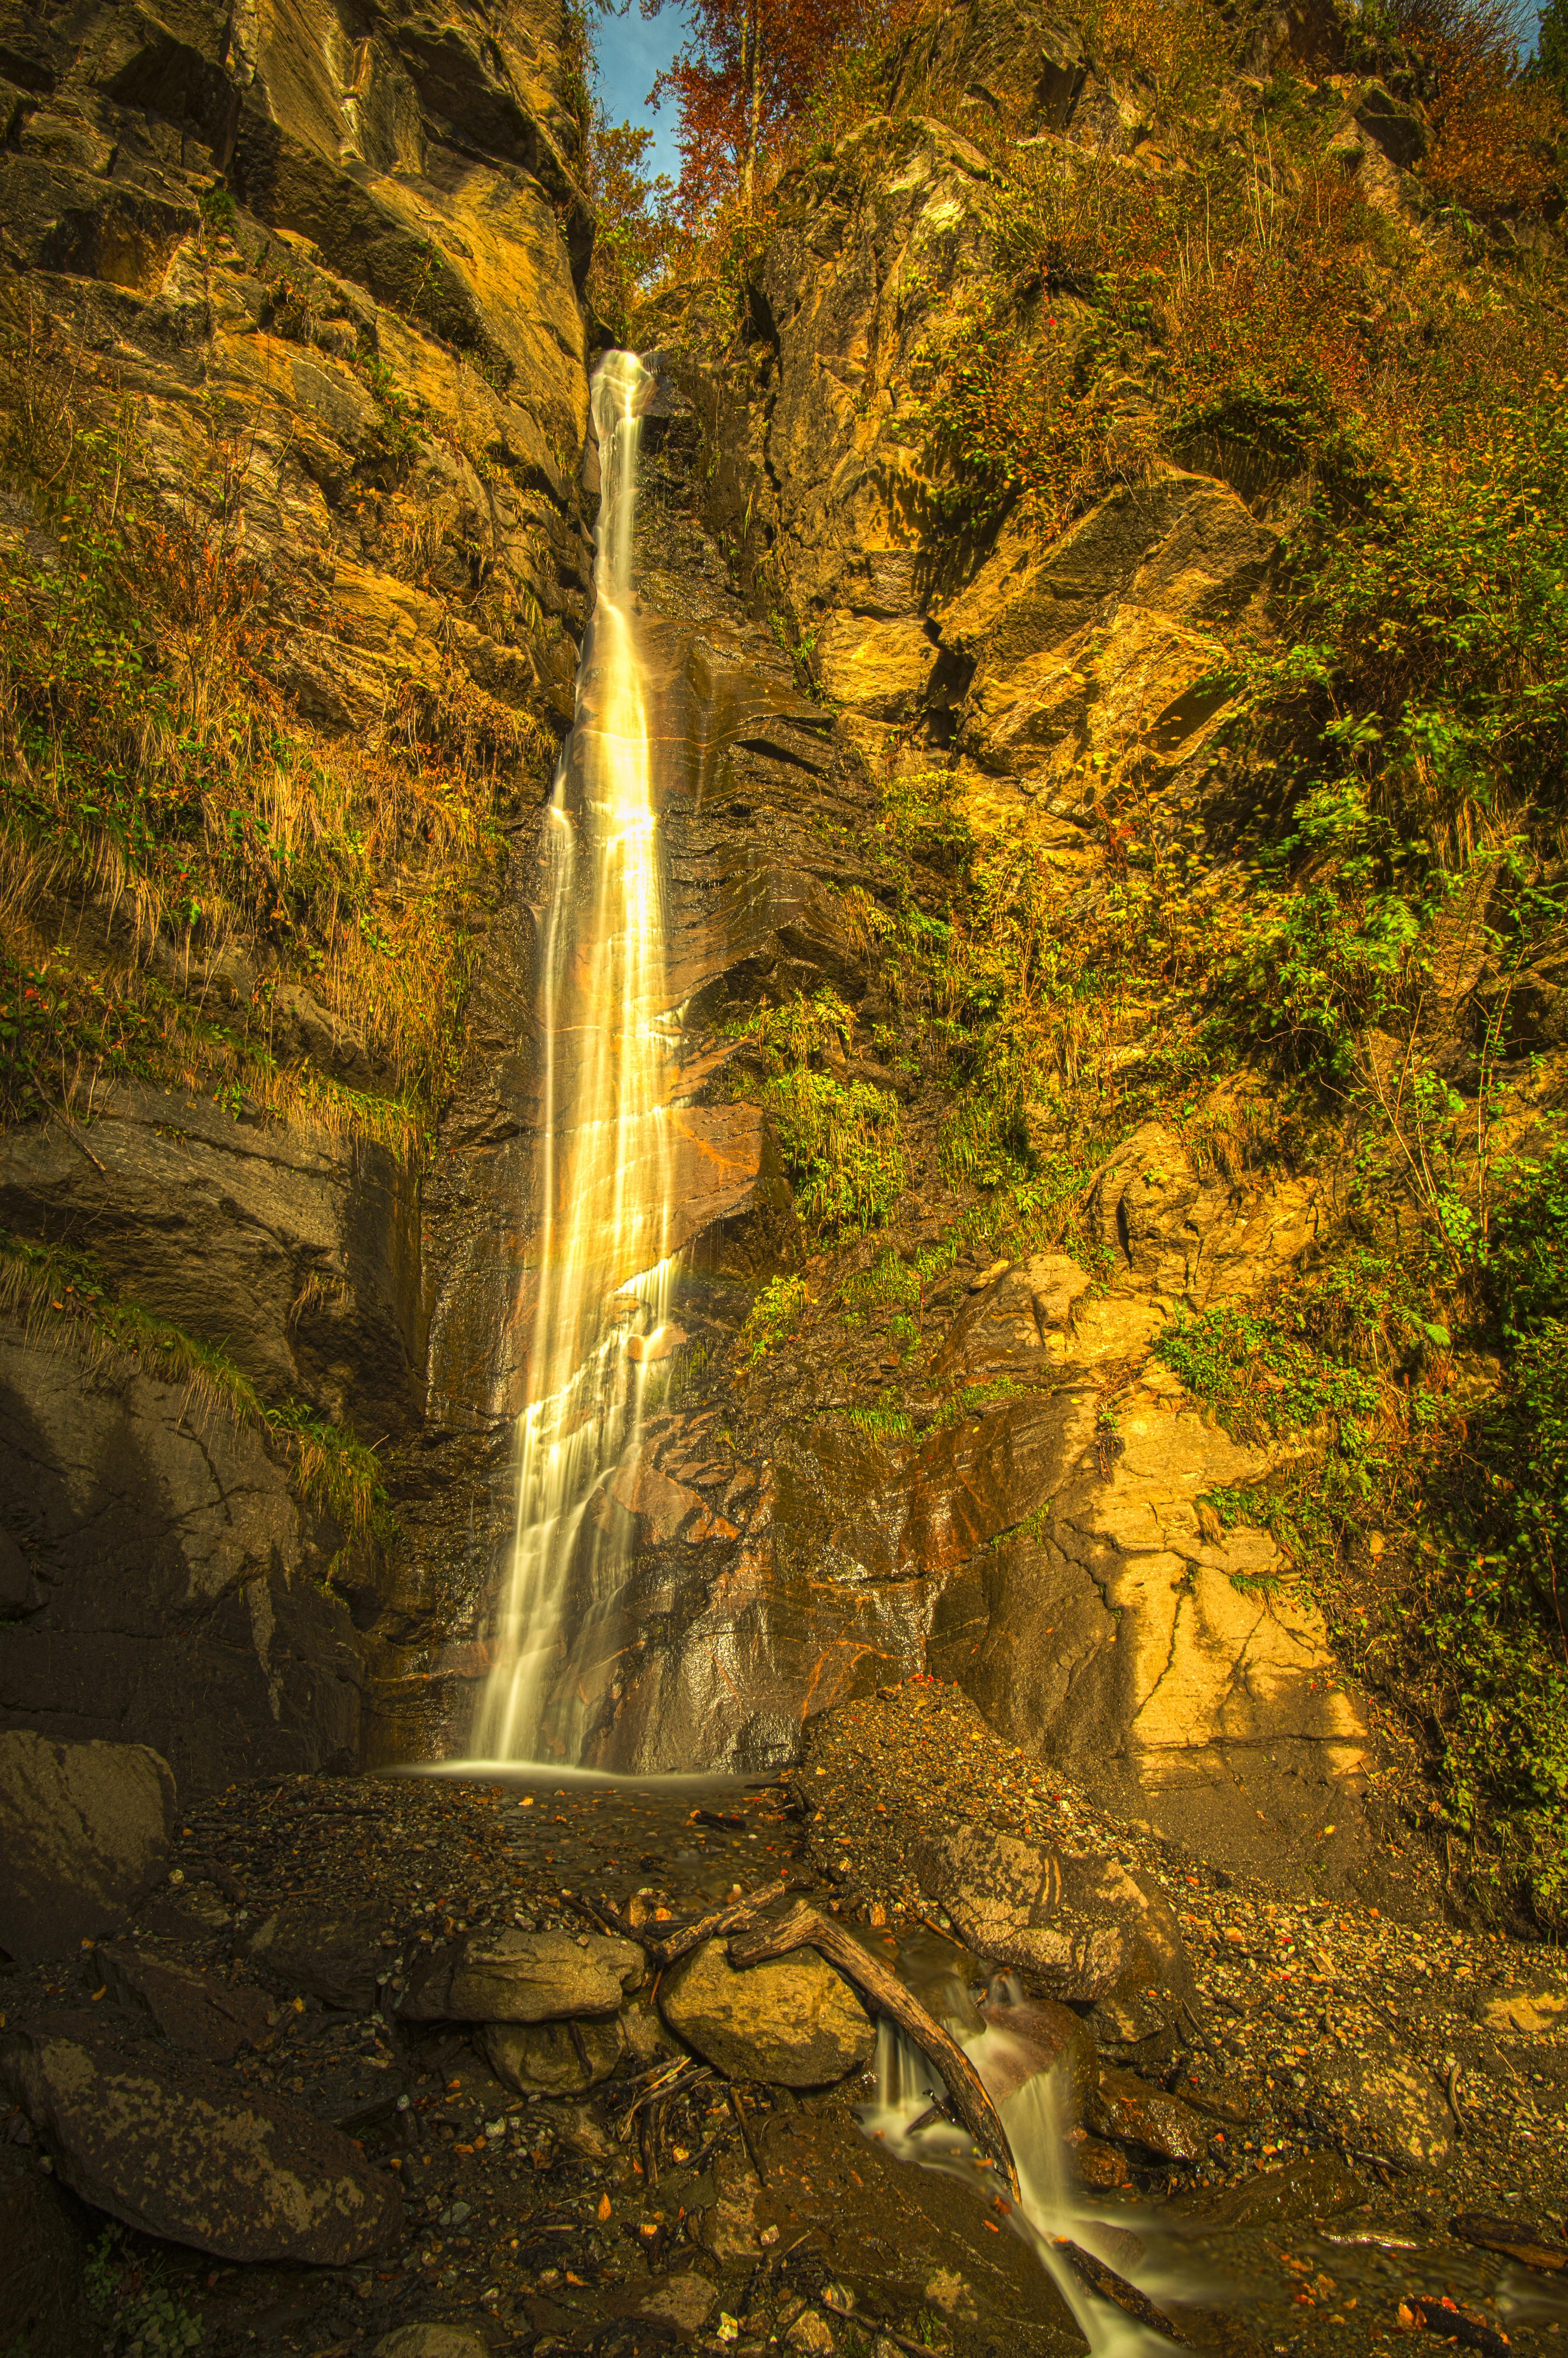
[451,351,1192,2356]
[472,350,679,1769]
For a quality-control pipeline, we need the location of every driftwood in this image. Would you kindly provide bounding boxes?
[728,1899,1020,2200]
[646,1880,790,1968]
[565,1879,788,1969]
[1400,2295,1511,2355]
[1053,2242,1196,2349]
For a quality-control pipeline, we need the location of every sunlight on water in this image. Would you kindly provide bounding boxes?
[471,350,676,1766]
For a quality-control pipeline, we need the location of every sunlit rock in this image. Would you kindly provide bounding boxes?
[661,1937,875,2086]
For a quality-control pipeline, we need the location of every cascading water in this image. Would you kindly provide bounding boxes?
[470,350,679,1766]
[862,2005,1181,2357]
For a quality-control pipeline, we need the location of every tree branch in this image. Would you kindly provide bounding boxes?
[728,1899,1020,2198]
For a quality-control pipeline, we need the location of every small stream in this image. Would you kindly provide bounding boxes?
[863,2006,1174,2356]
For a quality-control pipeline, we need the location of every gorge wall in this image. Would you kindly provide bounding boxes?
[2,0,1564,1933]
[0,0,594,1792]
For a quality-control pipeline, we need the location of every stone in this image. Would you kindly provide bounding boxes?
[976,1990,1097,2123]
[786,2313,836,2356]
[249,1901,391,2013]
[0,2022,403,2262]
[99,1947,274,2062]
[481,2014,625,2094]
[660,1937,874,2085]
[1474,1984,1568,2036]
[1313,2050,1454,2175]
[1178,2152,1366,2229]
[920,1823,1189,2009]
[375,2330,492,2358]
[0,1731,174,1965]
[401,1929,643,2022]
[1067,2129,1131,2190]
[1451,2214,1568,2272]
[1087,2068,1211,2163]
[693,2148,760,2263]
[632,2275,719,2335]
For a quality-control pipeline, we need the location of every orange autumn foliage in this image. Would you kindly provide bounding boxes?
[1395,0,1565,211]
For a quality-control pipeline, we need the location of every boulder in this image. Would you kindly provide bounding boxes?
[99,1946,274,2062]
[1179,2151,1366,2229]
[688,2145,759,2264]
[0,1731,174,1964]
[630,2274,720,2336]
[919,1823,1189,2015]
[1473,1982,1568,2036]
[1087,2068,1211,2163]
[1313,2050,1454,2175]
[0,2021,403,2262]
[660,1937,873,2086]
[1067,2129,1131,2189]
[249,1901,393,2011]
[401,1929,643,2023]
[481,2015,626,2094]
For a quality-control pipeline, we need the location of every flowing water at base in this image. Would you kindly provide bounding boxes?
[470,349,679,1768]
[861,2016,1179,2357]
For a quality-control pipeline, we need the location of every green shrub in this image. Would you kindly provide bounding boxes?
[737,988,909,1237]
[85,2227,202,2358]
[0,296,533,1143]
[740,1272,811,1362]
[759,1067,906,1235]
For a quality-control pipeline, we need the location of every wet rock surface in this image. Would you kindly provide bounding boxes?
[0,0,595,1796]
[0,2019,403,2263]
[403,1932,644,2024]
[2,1734,1567,2358]
[660,1939,875,2087]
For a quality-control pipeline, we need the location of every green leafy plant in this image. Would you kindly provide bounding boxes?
[740,1272,812,1362]
[85,2228,203,2358]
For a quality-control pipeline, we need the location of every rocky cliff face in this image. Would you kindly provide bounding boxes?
[503,9,1382,1880]
[0,0,596,1791]
[3,0,1563,1943]
[586,0,1567,1900]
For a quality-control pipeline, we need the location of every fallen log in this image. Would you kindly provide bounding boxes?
[565,1879,788,1969]
[727,1899,1019,2199]
[1054,2241,1195,2345]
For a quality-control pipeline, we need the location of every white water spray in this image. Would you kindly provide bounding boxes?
[471,350,678,1765]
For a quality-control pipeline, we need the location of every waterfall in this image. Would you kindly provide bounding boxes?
[862,2023,1178,2358]
[470,350,678,1765]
